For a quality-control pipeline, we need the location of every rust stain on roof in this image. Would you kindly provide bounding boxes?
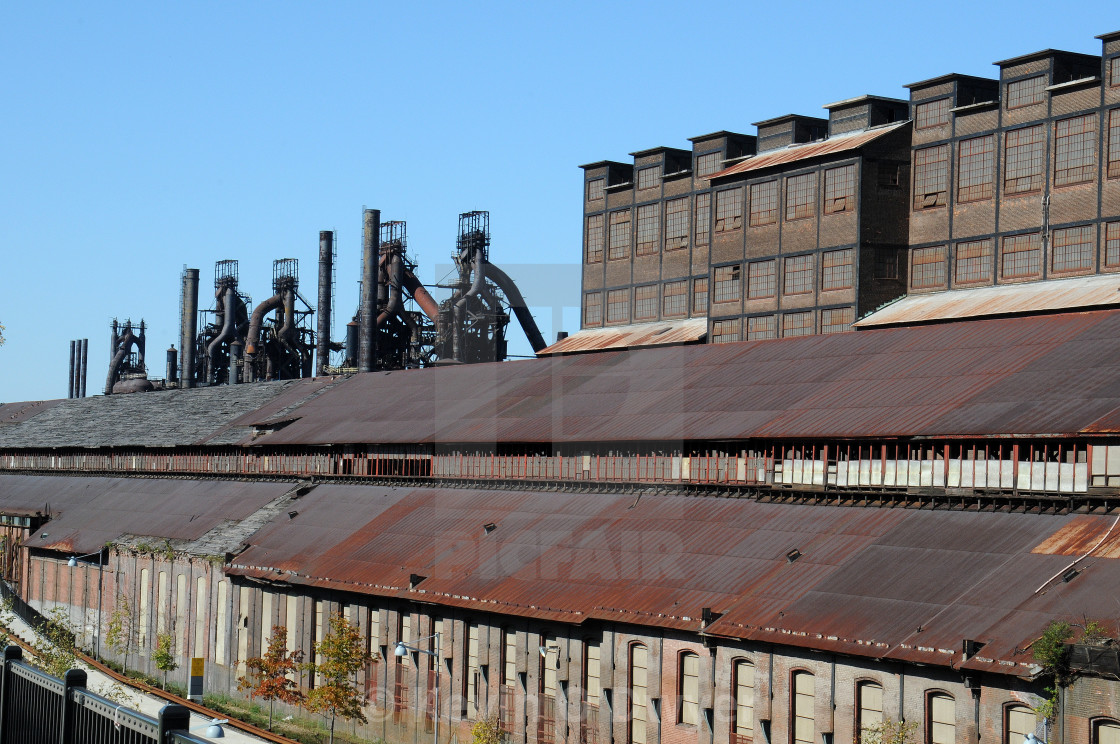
[537,319,707,356]
[709,122,907,179]
[1031,515,1120,558]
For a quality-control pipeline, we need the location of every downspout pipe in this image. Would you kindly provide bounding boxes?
[206,286,238,381]
[279,287,297,347]
[402,269,441,331]
[485,262,548,352]
[244,293,284,357]
[104,327,138,395]
[376,253,404,326]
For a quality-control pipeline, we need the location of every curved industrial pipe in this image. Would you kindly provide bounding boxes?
[279,288,297,346]
[376,254,404,326]
[402,269,441,329]
[104,327,138,395]
[206,286,238,377]
[456,249,487,310]
[244,293,284,356]
[485,263,548,352]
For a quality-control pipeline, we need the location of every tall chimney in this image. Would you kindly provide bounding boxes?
[316,230,333,377]
[167,345,178,384]
[180,268,200,388]
[359,209,380,373]
[68,340,77,399]
[79,338,88,398]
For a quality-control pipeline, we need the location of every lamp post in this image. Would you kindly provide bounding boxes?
[395,632,441,744]
[67,550,104,659]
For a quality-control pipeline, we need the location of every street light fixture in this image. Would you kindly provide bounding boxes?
[66,550,105,659]
[394,632,441,744]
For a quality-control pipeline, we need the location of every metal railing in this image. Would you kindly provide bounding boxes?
[0,646,207,744]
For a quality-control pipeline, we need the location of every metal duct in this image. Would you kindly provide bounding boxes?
[345,321,359,367]
[245,294,284,357]
[402,269,441,330]
[206,285,238,380]
[451,248,487,362]
[376,253,403,326]
[68,341,77,399]
[104,325,138,396]
[79,339,87,398]
[316,231,332,376]
[166,346,178,384]
[180,268,199,388]
[358,208,380,372]
[279,288,296,347]
[230,340,243,385]
[485,263,548,353]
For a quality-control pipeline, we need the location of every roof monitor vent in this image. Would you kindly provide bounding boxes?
[483,522,497,535]
[1062,567,1080,583]
[786,548,802,563]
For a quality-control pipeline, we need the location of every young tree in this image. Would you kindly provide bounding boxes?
[305,613,375,744]
[153,632,178,688]
[862,718,918,744]
[35,606,78,678]
[104,591,136,669]
[238,625,305,730]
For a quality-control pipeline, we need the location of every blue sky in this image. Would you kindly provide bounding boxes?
[1,1,1117,402]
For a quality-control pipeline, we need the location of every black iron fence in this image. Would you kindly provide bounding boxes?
[0,645,208,744]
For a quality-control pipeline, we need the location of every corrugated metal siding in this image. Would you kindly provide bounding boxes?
[537,319,708,356]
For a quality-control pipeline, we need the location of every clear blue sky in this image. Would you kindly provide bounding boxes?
[1,1,1116,402]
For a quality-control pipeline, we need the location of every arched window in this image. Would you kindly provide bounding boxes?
[1005,705,1034,743]
[679,652,700,725]
[927,692,955,744]
[730,659,754,744]
[791,671,814,744]
[630,643,649,744]
[1094,719,1120,744]
[857,681,883,742]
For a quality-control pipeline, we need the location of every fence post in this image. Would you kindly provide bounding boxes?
[0,645,22,744]
[59,668,86,744]
[157,703,191,742]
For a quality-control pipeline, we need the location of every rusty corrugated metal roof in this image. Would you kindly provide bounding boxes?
[709,122,908,179]
[537,319,707,356]
[218,482,1120,675]
[855,274,1120,328]
[245,308,1120,446]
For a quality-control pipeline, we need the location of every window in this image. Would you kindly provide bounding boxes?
[1109,109,1120,179]
[1007,75,1046,109]
[911,245,947,289]
[692,277,709,314]
[139,568,151,648]
[824,165,856,214]
[711,318,741,344]
[785,173,816,221]
[783,254,814,295]
[1005,125,1045,194]
[1052,225,1094,273]
[714,265,742,304]
[630,644,648,744]
[857,682,883,743]
[678,652,699,725]
[730,660,754,744]
[195,577,207,657]
[587,178,605,202]
[821,307,853,334]
[878,162,903,188]
[500,630,516,733]
[583,292,602,326]
[913,145,949,209]
[665,197,689,250]
[822,248,854,291]
[1095,720,1120,744]
[539,634,558,744]
[782,311,813,338]
[747,260,776,299]
[1111,57,1120,88]
[695,193,711,246]
[636,204,660,255]
[874,248,899,279]
[215,580,228,664]
[662,281,687,318]
[582,642,601,744]
[634,285,658,320]
[606,289,629,325]
[954,239,993,284]
[749,181,778,226]
[637,166,660,191]
[715,188,744,232]
[927,693,955,744]
[1055,114,1097,186]
[1001,233,1041,279]
[465,623,480,718]
[915,98,951,129]
[1107,222,1120,267]
[586,214,604,263]
[608,210,631,260]
[1006,705,1034,744]
[696,152,722,178]
[958,135,995,202]
[791,672,814,744]
[746,315,776,340]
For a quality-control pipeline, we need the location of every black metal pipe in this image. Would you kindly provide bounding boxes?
[166,346,178,385]
[68,341,76,399]
[485,263,548,352]
[180,268,199,388]
[316,231,333,376]
[104,325,138,395]
[206,285,238,381]
[359,208,380,372]
[376,253,403,326]
[79,339,87,398]
[245,293,284,357]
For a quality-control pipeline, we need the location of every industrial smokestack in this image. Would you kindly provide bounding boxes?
[180,268,200,389]
[359,208,380,373]
[316,230,333,377]
[68,340,77,399]
[167,346,178,384]
[79,339,87,398]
